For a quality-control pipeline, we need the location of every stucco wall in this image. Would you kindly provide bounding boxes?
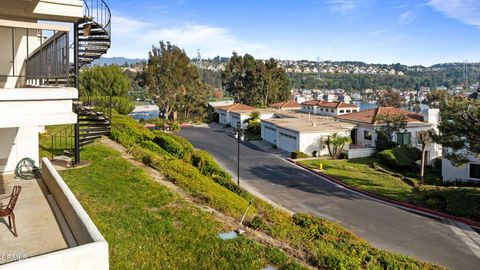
[442,154,480,183]
[0,126,39,174]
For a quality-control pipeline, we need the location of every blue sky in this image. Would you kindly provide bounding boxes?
[104,0,480,66]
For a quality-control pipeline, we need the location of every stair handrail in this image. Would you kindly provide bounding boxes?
[48,125,75,161]
[82,0,111,38]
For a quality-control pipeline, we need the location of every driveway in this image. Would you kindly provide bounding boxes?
[178,124,480,270]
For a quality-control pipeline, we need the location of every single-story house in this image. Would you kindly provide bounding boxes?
[335,107,442,163]
[216,103,275,129]
[269,100,301,111]
[261,113,355,155]
[301,100,359,116]
[442,152,480,183]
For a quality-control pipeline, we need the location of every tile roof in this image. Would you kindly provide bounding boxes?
[217,103,256,112]
[269,101,301,109]
[301,100,358,108]
[336,107,424,124]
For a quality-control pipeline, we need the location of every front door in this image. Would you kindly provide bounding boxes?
[350,129,357,145]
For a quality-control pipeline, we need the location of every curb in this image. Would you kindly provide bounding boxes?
[288,159,480,230]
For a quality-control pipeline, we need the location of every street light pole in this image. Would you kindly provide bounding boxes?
[237,123,241,186]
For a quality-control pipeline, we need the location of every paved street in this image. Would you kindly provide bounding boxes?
[179,124,480,270]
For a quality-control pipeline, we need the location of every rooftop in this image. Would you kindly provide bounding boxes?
[217,103,256,112]
[269,100,301,109]
[301,100,358,108]
[336,107,425,124]
[263,113,355,133]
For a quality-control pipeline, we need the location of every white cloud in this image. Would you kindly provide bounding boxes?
[327,0,374,15]
[428,0,480,29]
[105,13,281,60]
[399,11,414,24]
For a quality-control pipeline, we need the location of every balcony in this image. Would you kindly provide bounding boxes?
[0,158,108,270]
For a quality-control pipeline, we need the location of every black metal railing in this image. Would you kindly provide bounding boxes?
[25,31,70,86]
[50,125,75,162]
[83,0,111,37]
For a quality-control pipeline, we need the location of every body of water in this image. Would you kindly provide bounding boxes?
[129,105,159,121]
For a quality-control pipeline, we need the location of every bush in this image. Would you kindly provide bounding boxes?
[111,114,154,143]
[139,140,171,157]
[312,150,318,157]
[153,131,193,161]
[245,121,261,137]
[377,145,420,168]
[192,150,230,179]
[291,151,308,159]
[417,185,480,221]
[375,130,398,152]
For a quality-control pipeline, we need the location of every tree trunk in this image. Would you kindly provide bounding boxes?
[420,145,426,181]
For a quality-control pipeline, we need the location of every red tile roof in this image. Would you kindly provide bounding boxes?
[269,100,301,109]
[217,103,256,112]
[336,107,424,124]
[301,100,358,109]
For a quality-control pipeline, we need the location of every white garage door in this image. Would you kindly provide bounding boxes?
[263,125,276,144]
[279,132,297,153]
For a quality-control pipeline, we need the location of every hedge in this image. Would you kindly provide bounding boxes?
[291,151,308,159]
[192,150,231,179]
[153,131,193,161]
[417,185,480,221]
[138,140,171,158]
[111,114,154,143]
[377,145,421,168]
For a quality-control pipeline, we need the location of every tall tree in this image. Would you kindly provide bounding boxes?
[426,89,449,108]
[434,98,480,165]
[79,65,130,97]
[223,53,290,107]
[377,89,402,107]
[145,41,208,120]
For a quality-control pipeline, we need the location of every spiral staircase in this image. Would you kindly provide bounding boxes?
[72,0,112,164]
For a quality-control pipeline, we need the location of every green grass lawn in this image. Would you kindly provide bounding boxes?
[39,124,74,159]
[59,143,305,270]
[298,157,415,202]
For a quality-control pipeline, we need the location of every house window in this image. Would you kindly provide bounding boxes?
[346,110,351,113]
[470,164,480,179]
[352,109,357,112]
[339,110,345,113]
[320,108,324,111]
[397,132,411,145]
[330,109,334,112]
[364,131,372,141]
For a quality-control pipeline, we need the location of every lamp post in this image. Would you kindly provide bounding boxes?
[237,123,242,186]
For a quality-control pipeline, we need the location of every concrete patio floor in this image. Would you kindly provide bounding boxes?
[0,175,69,265]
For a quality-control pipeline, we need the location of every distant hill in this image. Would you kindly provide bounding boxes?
[92,57,146,66]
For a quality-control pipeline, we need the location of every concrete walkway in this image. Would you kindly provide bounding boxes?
[0,176,68,265]
[178,125,480,270]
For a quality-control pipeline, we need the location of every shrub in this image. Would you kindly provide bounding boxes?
[377,145,420,168]
[212,175,249,198]
[153,131,193,161]
[249,216,269,231]
[417,185,480,221]
[192,150,230,179]
[80,95,135,115]
[291,151,308,159]
[375,130,398,152]
[139,140,171,157]
[161,159,255,218]
[111,114,154,143]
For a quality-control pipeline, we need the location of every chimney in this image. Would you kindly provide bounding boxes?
[422,108,439,125]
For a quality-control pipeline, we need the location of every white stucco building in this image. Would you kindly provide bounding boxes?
[442,151,480,182]
[216,103,275,129]
[301,100,359,117]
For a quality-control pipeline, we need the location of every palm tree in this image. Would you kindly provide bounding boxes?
[325,133,351,159]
